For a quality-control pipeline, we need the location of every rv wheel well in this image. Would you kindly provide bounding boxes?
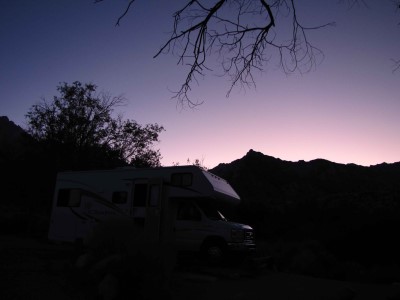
[201,236,227,250]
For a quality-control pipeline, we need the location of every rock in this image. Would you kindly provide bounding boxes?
[75,253,93,269]
[98,273,119,300]
[90,254,122,274]
[328,287,356,300]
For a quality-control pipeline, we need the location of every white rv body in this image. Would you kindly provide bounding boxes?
[48,165,255,256]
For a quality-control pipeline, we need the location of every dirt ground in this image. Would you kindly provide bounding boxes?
[1,235,400,300]
[185,271,400,300]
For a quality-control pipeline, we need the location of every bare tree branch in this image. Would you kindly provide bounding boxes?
[96,0,334,106]
[94,0,136,26]
[115,0,136,26]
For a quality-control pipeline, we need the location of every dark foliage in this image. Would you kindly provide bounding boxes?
[25,81,164,171]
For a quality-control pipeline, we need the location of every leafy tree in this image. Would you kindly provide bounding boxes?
[25,81,164,170]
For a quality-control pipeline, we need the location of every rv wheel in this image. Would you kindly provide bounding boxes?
[201,239,227,264]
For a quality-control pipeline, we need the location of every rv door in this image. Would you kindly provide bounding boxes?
[145,178,163,243]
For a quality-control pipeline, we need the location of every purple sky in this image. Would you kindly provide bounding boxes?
[1,1,400,168]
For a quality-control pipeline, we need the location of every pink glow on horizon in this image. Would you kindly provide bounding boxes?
[1,1,400,169]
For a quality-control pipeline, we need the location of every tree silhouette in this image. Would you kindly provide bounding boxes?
[25,81,164,170]
[94,0,334,106]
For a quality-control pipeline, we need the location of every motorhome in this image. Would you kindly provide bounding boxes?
[48,165,255,260]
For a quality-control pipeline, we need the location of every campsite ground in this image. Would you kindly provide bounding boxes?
[177,270,400,300]
[1,234,400,300]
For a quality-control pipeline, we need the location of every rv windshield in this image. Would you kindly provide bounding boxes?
[196,200,227,221]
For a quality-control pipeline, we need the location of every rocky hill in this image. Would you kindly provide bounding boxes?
[0,116,27,162]
[211,149,400,208]
[0,116,25,139]
[210,149,400,275]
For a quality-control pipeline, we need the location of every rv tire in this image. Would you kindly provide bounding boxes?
[201,238,227,264]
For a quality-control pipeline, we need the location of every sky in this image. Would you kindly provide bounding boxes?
[1,0,400,169]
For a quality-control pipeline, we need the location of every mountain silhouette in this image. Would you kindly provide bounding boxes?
[0,116,25,142]
[0,116,29,163]
[210,149,400,270]
[210,149,400,206]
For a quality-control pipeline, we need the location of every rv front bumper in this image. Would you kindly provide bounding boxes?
[227,242,256,253]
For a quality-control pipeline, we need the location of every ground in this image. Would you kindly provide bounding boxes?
[1,235,400,300]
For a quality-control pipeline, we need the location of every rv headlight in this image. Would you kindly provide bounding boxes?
[231,228,245,243]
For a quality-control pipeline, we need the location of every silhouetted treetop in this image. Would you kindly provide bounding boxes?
[25,81,164,170]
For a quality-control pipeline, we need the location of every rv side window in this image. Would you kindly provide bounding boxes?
[112,191,128,204]
[149,185,160,207]
[171,173,192,187]
[57,189,81,207]
[133,184,147,207]
[177,202,201,221]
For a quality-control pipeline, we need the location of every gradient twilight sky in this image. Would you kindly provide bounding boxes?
[1,1,400,169]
